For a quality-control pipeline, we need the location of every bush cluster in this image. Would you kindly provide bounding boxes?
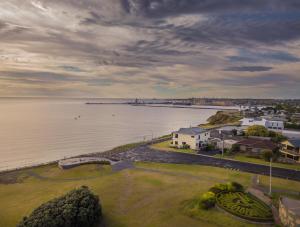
[199,192,216,209]
[209,182,244,194]
[18,186,102,227]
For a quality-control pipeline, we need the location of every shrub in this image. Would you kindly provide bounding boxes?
[205,144,215,151]
[182,144,190,149]
[246,125,269,137]
[230,144,240,153]
[209,182,244,194]
[262,150,273,162]
[199,192,216,209]
[18,186,102,227]
[229,182,244,192]
[209,183,229,194]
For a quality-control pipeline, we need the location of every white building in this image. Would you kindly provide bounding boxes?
[171,127,210,150]
[240,117,284,130]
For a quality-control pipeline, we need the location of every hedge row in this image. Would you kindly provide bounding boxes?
[216,192,273,223]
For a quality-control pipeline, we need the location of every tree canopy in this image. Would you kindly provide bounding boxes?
[18,186,102,227]
[246,125,269,137]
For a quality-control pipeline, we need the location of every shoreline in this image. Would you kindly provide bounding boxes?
[0,136,170,174]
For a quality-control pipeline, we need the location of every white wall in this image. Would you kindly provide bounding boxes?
[240,118,284,130]
[172,131,210,150]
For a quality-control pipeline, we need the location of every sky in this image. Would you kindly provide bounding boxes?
[0,0,300,98]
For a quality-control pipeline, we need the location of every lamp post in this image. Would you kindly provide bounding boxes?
[149,130,154,143]
[222,139,224,157]
[269,157,272,196]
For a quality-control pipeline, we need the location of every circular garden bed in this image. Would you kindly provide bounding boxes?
[216,192,273,223]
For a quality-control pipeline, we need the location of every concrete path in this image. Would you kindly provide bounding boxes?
[111,145,300,182]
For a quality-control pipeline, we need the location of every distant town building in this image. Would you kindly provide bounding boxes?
[171,127,210,150]
[280,139,300,163]
[279,197,300,227]
[240,117,284,130]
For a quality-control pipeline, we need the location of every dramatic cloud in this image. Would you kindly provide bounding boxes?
[224,66,273,72]
[0,0,300,98]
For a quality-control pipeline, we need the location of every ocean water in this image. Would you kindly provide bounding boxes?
[0,98,221,171]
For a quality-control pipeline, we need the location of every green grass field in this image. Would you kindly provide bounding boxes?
[150,140,196,154]
[1,162,300,227]
[214,154,300,171]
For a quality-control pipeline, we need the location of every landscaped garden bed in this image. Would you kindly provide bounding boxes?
[216,191,273,223]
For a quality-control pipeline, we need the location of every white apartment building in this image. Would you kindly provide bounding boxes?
[240,117,284,130]
[171,127,210,150]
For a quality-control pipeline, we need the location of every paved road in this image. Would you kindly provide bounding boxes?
[111,145,300,182]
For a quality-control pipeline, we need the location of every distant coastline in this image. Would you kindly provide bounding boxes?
[86,102,238,111]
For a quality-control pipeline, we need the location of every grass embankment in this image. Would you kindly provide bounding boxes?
[200,110,242,129]
[1,162,299,227]
[150,140,196,154]
[214,154,300,171]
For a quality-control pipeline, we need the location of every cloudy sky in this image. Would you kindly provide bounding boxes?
[0,0,300,98]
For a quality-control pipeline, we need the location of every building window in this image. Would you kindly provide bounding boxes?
[182,142,186,145]
[191,136,194,138]
[175,141,178,145]
[174,134,178,138]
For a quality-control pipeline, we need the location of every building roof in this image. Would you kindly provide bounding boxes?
[237,138,277,150]
[287,139,300,148]
[281,197,300,216]
[174,127,207,135]
[290,139,300,148]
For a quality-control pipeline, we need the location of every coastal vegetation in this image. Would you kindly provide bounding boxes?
[245,125,287,143]
[201,111,242,128]
[18,186,101,227]
[1,162,299,227]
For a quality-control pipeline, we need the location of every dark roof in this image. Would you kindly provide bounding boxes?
[288,139,300,148]
[174,127,207,135]
[237,138,277,150]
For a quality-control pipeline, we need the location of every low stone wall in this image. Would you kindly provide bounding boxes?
[279,197,300,227]
[58,157,115,169]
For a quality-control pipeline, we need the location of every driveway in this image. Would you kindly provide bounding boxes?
[111,145,300,182]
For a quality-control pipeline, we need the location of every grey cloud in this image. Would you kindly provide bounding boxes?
[1,0,300,98]
[206,74,300,87]
[228,50,300,63]
[224,66,273,72]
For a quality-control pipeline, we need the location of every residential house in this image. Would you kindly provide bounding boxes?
[280,139,300,163]
[236,138,277,155]
[171,127,210,150]
[240,117,284,130]
[216,139,239,150]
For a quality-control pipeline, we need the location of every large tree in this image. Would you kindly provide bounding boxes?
[18,186,102,227]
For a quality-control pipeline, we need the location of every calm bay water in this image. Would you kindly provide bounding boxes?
[0,98,221,171]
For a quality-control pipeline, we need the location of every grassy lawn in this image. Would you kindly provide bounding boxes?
[1,162,300,227]
[150,140,196,154]
[214,154,300,171]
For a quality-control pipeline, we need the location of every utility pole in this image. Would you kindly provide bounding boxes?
[222,139,224,156]
[269,157,272,196]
